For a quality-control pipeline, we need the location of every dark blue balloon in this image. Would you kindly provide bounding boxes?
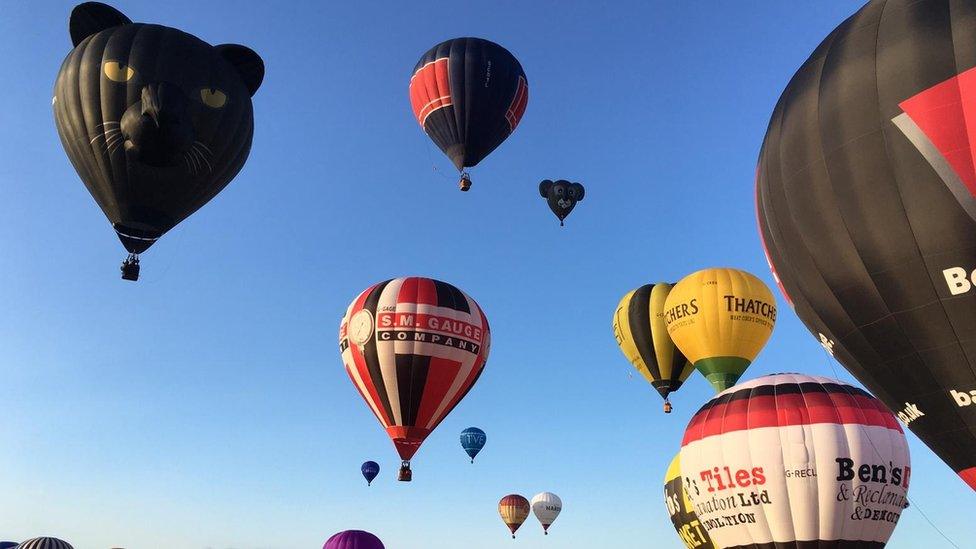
[460,427,487,463]
[361,461,380,486]
[0,542,18,549]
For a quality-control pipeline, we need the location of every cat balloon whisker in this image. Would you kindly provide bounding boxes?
[187,149,202,173]
[191,144,213,172]
[104,133,124,151]
[193,141,213,156]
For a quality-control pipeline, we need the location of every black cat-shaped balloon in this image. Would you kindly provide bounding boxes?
[53,2,264,280]
[539,179,585,226]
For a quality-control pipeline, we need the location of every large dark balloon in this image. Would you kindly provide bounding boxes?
[53,2,264,280]
[409,37,528,191]
[14,538,73,549]
[756,0,976,491]
[539,180,584,226]
[323,530,384,549]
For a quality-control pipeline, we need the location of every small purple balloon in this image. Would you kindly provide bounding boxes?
[323,530,384,549]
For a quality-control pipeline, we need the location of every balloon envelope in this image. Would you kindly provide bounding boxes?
[14,538,74,549]
[663,454,714,549]
[613,283,694,405]
[680,374,910,548]
[460,426,486,462]
[361,460,379,485]
[498,494,531,538]
[0,543,17,549]
[323,530,384,549]
[338,277,491,470]
[409,37,527,178]
[53,3,263,265]
[664,268,776,392]
[539,180,584,225]
[756,0,976,491]
[530,492,562,534]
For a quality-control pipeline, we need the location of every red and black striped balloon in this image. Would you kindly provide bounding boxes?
[339,277,490,463]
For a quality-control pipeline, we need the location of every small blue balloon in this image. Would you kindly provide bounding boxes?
[460,427,487,463]
[0,542,18,549]
[361,461,380,486]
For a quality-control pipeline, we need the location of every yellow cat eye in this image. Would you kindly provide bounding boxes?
[103,61,135,82]
[200,88,227,108]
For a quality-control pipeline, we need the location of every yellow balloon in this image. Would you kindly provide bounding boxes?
[663,268,776,392]
[664,454,714,549]
[612,283,694,412]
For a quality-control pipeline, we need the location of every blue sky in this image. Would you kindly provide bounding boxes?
[1,1,973,548]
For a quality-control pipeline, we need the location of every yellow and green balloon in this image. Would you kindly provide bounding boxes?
[664,268,775,392]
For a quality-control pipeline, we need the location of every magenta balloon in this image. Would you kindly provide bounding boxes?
[323,530,384,549]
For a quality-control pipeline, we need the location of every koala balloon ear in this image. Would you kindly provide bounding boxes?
[571,182,585,201]
[70,2,131,47]
[216,44,265,96]
[539,179,554,198]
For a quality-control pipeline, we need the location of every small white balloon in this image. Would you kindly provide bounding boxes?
[530,492,563,535]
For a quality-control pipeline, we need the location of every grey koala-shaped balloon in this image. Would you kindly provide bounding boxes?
[539,179,585,226]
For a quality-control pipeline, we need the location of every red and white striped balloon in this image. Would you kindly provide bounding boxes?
[680,373,910,548]
[339,277,490,467]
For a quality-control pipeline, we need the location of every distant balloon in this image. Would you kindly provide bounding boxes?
[539,180,585,226]
[613,282,695,412]
[755,0,976,491]
[664,268,775,392]
[530,492,562,535]
[409,37,528,191]
[663,454,713,549]
[681,374,910,548]
[14,538,73,549]
[323,530,384,549]
[53,2,264,280]
[339,277,491,481]
[460,427,487,463]
[361,460,380,486]
[498,494,531,539]
[0,543,17,549]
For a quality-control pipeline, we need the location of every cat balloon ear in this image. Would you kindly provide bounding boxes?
[216,44,265,97]
[70,2,131,47]
[539,179,554,198]
[571,182,585,201]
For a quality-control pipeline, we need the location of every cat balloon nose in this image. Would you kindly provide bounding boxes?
[121,82,193,166]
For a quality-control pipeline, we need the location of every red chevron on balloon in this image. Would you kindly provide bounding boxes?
[893,67,976,220]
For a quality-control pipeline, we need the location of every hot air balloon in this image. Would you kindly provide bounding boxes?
[0,543,18,549]
[498,494,530,539]
[53,2,264,280]
[339,277,490,481]
[361,460,379,486]
[664,454,714,549]
[530,492,562,535]
[613,283,695,412]
[460,427,487,463]
[409,37,528,191]
[539,180,585,226]
[755,0,976,492]
[323,530,384,549]
[680,374,910,548]
[664,268,776,392]
[14,539,74,549]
